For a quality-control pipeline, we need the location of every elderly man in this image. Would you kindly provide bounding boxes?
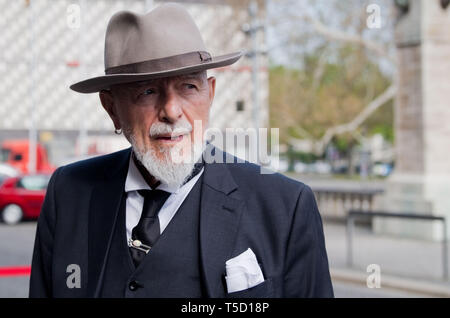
[29,3,333,298]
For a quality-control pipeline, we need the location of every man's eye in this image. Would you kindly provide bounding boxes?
[142,88,155,95]
[185,84,196,89]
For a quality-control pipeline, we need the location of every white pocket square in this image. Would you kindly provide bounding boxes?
[225,248,265,293]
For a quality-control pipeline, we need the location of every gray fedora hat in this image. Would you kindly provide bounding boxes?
[70,3,244,93]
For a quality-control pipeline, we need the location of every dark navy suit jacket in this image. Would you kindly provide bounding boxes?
[29,146,334,298]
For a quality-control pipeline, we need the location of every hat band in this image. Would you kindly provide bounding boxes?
[105,51,212,75]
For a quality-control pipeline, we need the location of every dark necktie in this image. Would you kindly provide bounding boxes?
[129,189,171,267]
[128,158,204,267]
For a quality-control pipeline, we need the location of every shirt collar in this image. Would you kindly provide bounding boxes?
[124,152,203,194]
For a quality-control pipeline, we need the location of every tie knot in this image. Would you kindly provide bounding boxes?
[137,189,171,219]
[138,189,169,199]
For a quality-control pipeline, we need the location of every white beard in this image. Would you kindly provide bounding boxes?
[130,135,205,189]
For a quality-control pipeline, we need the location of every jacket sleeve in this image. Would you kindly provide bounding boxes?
[29,167,61,298]
[283,184,334,298]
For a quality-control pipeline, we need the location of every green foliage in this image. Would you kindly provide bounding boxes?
[370,124,394,143]
[365,100,394,143]
[333,135,352,152]
[269,43,394,152]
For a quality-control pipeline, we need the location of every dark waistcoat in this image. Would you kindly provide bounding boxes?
[100,175,205,297]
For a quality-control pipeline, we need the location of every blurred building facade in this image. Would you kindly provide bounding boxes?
[375,0,450,240]
[0,0,268,166]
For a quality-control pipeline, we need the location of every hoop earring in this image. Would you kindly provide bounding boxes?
[114,128,122,135]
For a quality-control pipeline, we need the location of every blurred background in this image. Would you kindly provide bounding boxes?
[1,0,450,297]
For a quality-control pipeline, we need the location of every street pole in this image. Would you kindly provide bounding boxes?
[28,0,37,174]
[249,1,259,129]
[78,0,88,157]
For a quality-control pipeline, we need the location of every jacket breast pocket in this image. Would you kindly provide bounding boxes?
[226,278,274,298]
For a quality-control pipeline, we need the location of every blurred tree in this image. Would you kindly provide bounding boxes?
[269,44,394,145]
[267,0,397,155]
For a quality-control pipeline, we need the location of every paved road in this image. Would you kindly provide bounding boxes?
[0,222,35,298]
[0,221,441,298]
[323,222,446,281]
[332,281,431,298]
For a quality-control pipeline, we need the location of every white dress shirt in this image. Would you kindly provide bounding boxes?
[124,154,204,243]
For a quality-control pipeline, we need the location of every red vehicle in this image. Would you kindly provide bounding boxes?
[0,139,54,174]
[0,174,50,225]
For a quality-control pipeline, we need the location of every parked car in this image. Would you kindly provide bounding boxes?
[0,174,50,225]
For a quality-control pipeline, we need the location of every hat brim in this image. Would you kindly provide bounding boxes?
[70,51,244,93]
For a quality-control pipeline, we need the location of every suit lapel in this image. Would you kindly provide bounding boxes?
[199,147,245,297]
[85,145,244,298]
[87,148,131,297]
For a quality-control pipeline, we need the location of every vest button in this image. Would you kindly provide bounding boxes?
[128,281,141,291]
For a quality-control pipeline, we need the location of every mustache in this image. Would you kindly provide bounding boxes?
[149,120,192,137]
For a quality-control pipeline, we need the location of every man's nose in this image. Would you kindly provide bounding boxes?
[158,89,183,123]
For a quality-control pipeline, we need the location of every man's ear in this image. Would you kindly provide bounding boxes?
[99,89,121,130]
[207,76,216,106]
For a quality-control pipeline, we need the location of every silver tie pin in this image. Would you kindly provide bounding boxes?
[128,238,151,254]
